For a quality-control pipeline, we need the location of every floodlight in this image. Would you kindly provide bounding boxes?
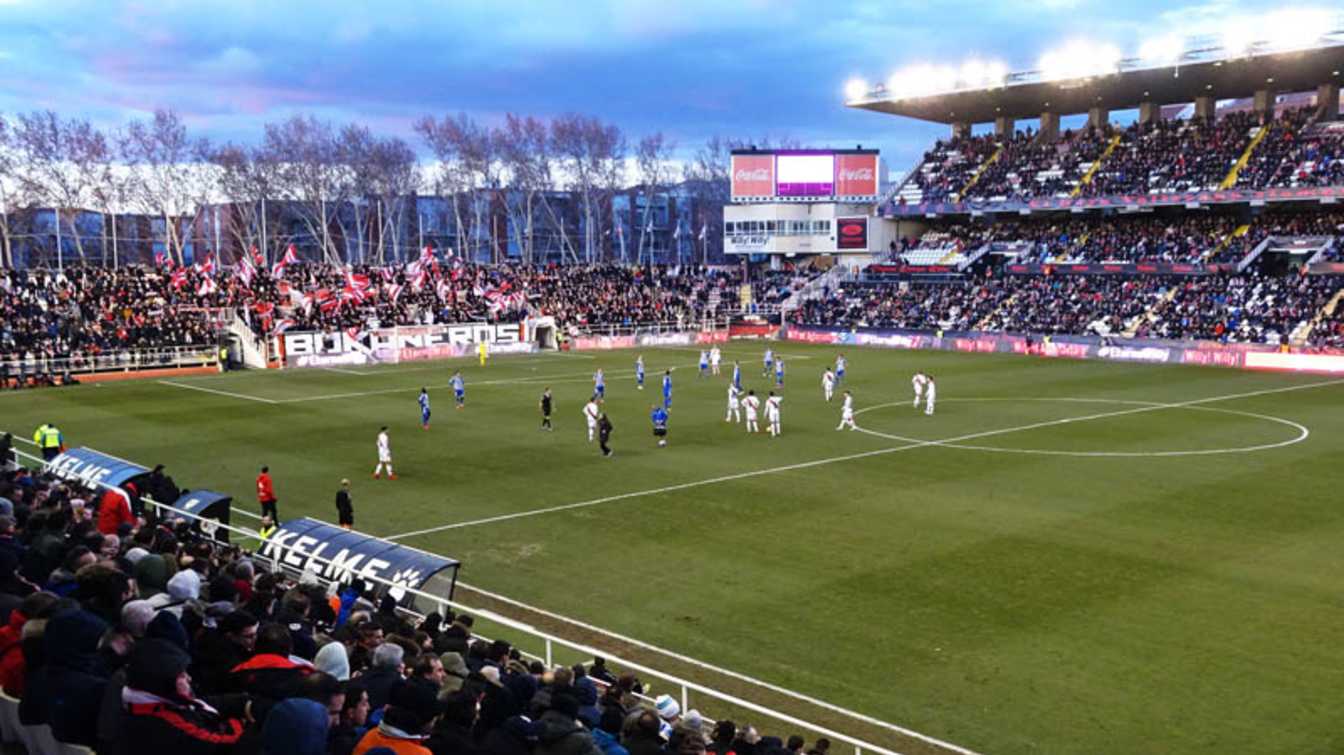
[1263,8,1329,51]
[1138,35,1184,66]
[844,78,869,101]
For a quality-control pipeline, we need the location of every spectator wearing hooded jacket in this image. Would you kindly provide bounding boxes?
[46,608,112,746]
[119,639,246,755]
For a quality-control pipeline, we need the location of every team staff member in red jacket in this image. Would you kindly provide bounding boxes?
[256,466,278,520]
[97,483,138,536]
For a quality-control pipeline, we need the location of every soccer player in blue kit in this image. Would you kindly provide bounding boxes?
[418,388,431,429]
[451,370,465,409]
[662,370,673,410]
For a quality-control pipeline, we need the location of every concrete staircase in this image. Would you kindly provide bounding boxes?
[1203,223,1250,262]
[1291,287,1344,346]
[1219,124,1271,189]
[957,144,1004,199]
[974,292,1018,331]
[227,312,270,369]
[1070,133,1122,197]
[1122,284,1182,338]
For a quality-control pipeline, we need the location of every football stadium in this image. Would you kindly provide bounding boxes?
[2,5,1344,755]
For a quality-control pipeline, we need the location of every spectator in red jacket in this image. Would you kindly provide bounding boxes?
[256,467,278,520]
[97,484,138,536]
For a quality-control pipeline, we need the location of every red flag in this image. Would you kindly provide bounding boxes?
[196,253,216,277]
[282,245,301,266]
[251,245,265,266]
[170,268,189,290]
[196,277,217,297]
[271,318,296,335]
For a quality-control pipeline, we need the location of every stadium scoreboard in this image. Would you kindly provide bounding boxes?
[730,149,881,203]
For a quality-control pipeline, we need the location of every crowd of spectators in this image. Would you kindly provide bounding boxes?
[900,107,1344,209]
[906,133,1000,203]
[0,457,838,755]
[963,126,1113,202]
[900,208,1344,266]
[794,272,1344,346]
[1136,273,1341,344]
[1081,112,1260,197]
[1,263,767,384]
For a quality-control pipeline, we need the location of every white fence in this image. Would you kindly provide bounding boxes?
[1,344,218,380]
[6,439,978,755]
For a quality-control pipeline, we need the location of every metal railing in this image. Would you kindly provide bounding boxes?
[0,345,219,379]
[6,440,975,755]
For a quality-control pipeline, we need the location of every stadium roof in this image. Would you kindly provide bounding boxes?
[848,39,1344,125]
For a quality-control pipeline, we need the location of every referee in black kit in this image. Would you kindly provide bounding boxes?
[539,387,553,431]
[598,411,613,457]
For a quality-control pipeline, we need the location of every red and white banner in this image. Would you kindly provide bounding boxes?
[835,153,879,197]
[730,154,775,199]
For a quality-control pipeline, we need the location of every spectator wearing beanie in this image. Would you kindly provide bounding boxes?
[353,679,439,755]
[120,638,246,754]
[483,713,545,755]
[536,692,602,755]
[437,651,468,696]
[262,697,331,755]
[426,689,477,754]
[624,710,666,755]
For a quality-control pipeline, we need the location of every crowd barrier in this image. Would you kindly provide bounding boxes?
[784,324,1344,374]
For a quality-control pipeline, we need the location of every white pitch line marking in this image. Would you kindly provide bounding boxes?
[854,397,1311,457]
[385,377,1344,540]
[156,380,279,404]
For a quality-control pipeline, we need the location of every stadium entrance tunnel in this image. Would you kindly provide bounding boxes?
[853,397,1309,457]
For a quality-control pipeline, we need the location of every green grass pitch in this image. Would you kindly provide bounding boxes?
[5,343,1344,755]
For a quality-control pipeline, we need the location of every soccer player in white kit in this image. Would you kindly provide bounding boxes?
[821,368,835,402]
[765,391,782,437]
[584,398,601,442]
[725,383,742,423]
[924,374,936,416]
[912,371,929,408]
[373,426,396,479]
[743,389,761,433]
[836,391,856,431]
[710,346,722,375]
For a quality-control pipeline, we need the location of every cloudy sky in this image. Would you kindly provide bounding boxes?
[0,0,1322,172]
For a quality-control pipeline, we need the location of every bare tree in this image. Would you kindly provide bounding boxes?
[499,114,559,264]
[262,115,352,264]
[351,131,418,263]
[119,108,212,265]
[9,111,114,267]
[416,113,481,261]
[634,132,676,264]
[209,142,278,261]
[0,114,25,268]
[551,114,625,263]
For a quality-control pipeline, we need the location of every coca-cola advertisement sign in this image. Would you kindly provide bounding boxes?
[835,154,879,197]
[836,217,868,251]
[731,155,775,199]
